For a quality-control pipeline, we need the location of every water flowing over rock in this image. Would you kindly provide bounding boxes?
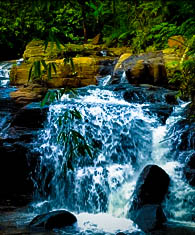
[29,210,77,229]
[1,59,195,234]
[127,165,170,232]
[184,153,195,186]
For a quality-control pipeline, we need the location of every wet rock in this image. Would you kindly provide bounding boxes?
[131,204,166,232]
[11,103,48,129]
[10,84,47,105]
[0,100,47,198]
[164,92,178,105]
[111,50,182,89]
[29,210,77,229]
[128,165,170,232]
[0,142,33,195]
[112,52,168,87]
[145,104,173,124]
[123,85,178,105]
[184,153,195,186]
[167,118,195,152]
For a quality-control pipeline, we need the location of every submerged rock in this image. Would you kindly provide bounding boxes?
[128,165,170,232]
[29,210,77,229]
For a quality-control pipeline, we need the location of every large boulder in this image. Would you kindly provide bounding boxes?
[112,52,168,86]
[112,49,182,89]
[29,210,77,229]
[0,99,47,199]
[128,165,170,232]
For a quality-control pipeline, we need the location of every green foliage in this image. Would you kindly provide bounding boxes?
[41,88,77,107]
[180,36,195,101]
[28,60,57,83]
[169,36,195,101]
[41,88,93,172]
[57,108,93,171]
[0,0,195,60]
[149,23,178,49]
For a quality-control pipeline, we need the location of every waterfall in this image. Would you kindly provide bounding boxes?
[0,60,194,234]
[0,61,13,87]
[30,83,195,233]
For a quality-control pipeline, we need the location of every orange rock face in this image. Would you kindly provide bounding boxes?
[168,35,185,48]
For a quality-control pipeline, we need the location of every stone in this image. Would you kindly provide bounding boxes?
[130,165,170,208]
[29,210,77,229]
[0,142,33,195]
[111,50,183,89]
[168,35,185,48]
[131,204,166,232]
[0,100,47,198]
[128,165,170,232]
[112,52,168,86]
[184,153,195,186]
[10,103,48,129]
[10,84,47,105]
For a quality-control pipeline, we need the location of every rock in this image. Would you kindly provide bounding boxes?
[22,40,131,62]
[10,84,47,105]
[10,103,47,129]
[0,100,47,198]
[184,153,195,186]
[123,85,178,105]
[112,52,168,87]
[10,39,130,89]
[29,210,77,229]
[111,50,183,89]
[0,142,33,195]
[131,204,166,232]
[168,35,185,48]
[162,48,182,86]
[130,164,170,209]
[167,117,195,152]
[128,165,170,232]
[145,104,173,124]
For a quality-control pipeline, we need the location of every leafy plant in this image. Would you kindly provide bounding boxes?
[28,60,57,83]
[57,108,93,171]
[41,88,77,106]
[41,87,93,172]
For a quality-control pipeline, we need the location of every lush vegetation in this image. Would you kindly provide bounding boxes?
[0,0,194,100]
[0,0,194,58]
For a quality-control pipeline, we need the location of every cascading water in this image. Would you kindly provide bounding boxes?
[30,80,195,234]
[0,61,13,87]
[0,61,16,136]
[0,61,194,234]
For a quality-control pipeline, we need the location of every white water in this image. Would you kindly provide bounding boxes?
[0,62,13,87]
[31,85,195,234]
[0,62,194,234]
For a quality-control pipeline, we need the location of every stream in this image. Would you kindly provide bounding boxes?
[0,61,194,234]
